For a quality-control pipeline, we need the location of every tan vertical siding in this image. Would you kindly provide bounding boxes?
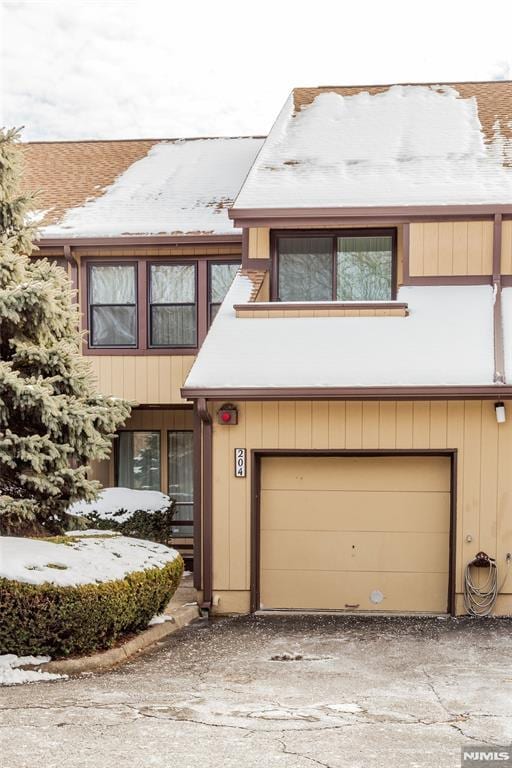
[210,399,512,614]
[409,221,493,276]
[502,220,512,274]
[248,228,270,259]
[87,355,195,404]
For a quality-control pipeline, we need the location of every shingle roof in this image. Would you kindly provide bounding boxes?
[234,81,512,210]
[20,137,265,237]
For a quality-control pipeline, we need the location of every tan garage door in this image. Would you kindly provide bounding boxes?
[260,455,451,613]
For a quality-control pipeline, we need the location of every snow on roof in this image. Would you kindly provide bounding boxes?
[503,288,512,383]
[184,275,497,389]
[233,83,512,209]
[27,137,264,237]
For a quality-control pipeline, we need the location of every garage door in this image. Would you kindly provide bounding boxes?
[260,455,451,613]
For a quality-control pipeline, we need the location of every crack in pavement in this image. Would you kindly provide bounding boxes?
[277,731,334,768]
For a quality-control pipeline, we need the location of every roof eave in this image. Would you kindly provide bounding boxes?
[181,385,512,401]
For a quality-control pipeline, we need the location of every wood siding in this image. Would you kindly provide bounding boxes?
[87,355,195,404]
[502,220,512,274]
[210,399,512,615]
[248,228,270,259]
[409,221,494,276]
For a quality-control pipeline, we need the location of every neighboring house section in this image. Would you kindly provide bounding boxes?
[21,136,264,556]
[182,81,512,616]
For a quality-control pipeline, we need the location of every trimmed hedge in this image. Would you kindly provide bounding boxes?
[0,555,183,658]
[82,505,175,544]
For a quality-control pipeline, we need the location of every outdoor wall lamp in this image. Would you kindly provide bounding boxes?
[495,402,506,424]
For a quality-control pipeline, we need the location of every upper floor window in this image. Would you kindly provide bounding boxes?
[89,264,137,347]
[149,264,196,347]
[208,261,240,323]
[276,231,395,302]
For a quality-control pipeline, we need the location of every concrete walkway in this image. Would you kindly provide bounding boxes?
[2,615,511,768]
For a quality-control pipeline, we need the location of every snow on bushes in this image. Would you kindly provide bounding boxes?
[68,487,175,543]
[0,533,183,657]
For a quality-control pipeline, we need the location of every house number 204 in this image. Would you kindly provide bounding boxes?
[234,448,246,477]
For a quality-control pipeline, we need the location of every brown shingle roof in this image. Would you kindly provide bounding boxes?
[19,139,158,225]
[293,81,512,147]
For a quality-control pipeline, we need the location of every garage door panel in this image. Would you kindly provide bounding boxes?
[261,489,450,533]
[259,455,451,613]
[260,570,449,613]
[261,456,450,493]
[261,530,449,573]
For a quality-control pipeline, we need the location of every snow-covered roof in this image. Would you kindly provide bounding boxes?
[184,275,502,389]
[233,82,512,210]
[22,137,264,237]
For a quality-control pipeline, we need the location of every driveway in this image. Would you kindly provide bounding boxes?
[2,615,511,768]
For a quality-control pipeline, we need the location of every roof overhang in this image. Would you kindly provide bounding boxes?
[36,233,242,249]
[229,204,512,229]
[181,385,512,401]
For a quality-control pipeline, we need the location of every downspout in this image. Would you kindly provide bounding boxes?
[197,397,213,612]
[492,214,505,384]
[63,244,79,294]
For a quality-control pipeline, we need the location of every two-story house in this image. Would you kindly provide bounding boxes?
[23,81,512,617]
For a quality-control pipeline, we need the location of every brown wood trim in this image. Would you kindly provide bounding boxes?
[503,276,512,286]
[242,258,272,270]
[251,449,458,616]
[38,234,242,248]
[402,223,410,286]
[193,403,202,591]
[492,214,505,384]
[241,228,249,268]
[403,275,493,286]
[182,386,512,401]
[234,301,409,312]
[198,398,212,610]
[230,204,512,228]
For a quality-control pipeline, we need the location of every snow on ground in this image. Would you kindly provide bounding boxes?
[68,487,171,522]
[234,85,512,209]
[41,137,264,238]
[0,534,179,587]
[0,655,65,686]
[184,275,497,389]
[503,288,512,383]
[147,614,174,626]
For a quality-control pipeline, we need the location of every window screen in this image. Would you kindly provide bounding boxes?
[89,264,137,347]
[336,236,393,300]
[149,264,196,347]
[278,238,332,301]
[168,430,194,538]
[117,431,160,491]
[209,262,240,323]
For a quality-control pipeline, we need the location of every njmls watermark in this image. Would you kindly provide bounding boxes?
[461,746,512,766]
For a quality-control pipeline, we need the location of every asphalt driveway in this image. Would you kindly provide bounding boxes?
[2,615,511,768]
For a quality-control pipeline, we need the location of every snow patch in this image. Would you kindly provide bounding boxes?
[68,487,171,522]
[41,138,264,238]
[0,654,65,686]
[0,535,179,587]
[234,86,512,209]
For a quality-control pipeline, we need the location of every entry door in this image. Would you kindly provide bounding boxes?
[259,455,451,613]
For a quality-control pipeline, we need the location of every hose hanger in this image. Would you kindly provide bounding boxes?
[463,551,499,617]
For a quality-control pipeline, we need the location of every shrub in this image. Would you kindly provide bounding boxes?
[0,555,183,658]
[83,504,176,544]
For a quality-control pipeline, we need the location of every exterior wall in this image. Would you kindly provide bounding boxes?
[409,221,494,276]
[209,399,512,616]
[87,355,195,404]
[502,220,512,274]
[89,407,193,493]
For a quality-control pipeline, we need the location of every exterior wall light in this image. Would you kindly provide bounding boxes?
[217,403,238,425]
[495,402,506,424]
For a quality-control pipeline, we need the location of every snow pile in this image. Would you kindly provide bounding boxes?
[234,86,512,208]
[503,288,512,383]
[184,275,496,389]
[148,614,174,626]
[0,655,65,686]
[41,137,264,238]
[68,487,171,522]
[0,534,180,587]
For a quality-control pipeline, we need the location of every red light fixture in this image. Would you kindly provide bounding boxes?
[217,403,238,425]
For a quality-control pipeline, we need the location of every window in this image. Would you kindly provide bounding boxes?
[208,262,240,323]
[149,264,196,347]
[168,430,193,538]
[117,431,161,491]
[276,232,395,302]
[89,264,137,347]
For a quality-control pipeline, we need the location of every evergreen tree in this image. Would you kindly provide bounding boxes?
[0,128,131,533]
